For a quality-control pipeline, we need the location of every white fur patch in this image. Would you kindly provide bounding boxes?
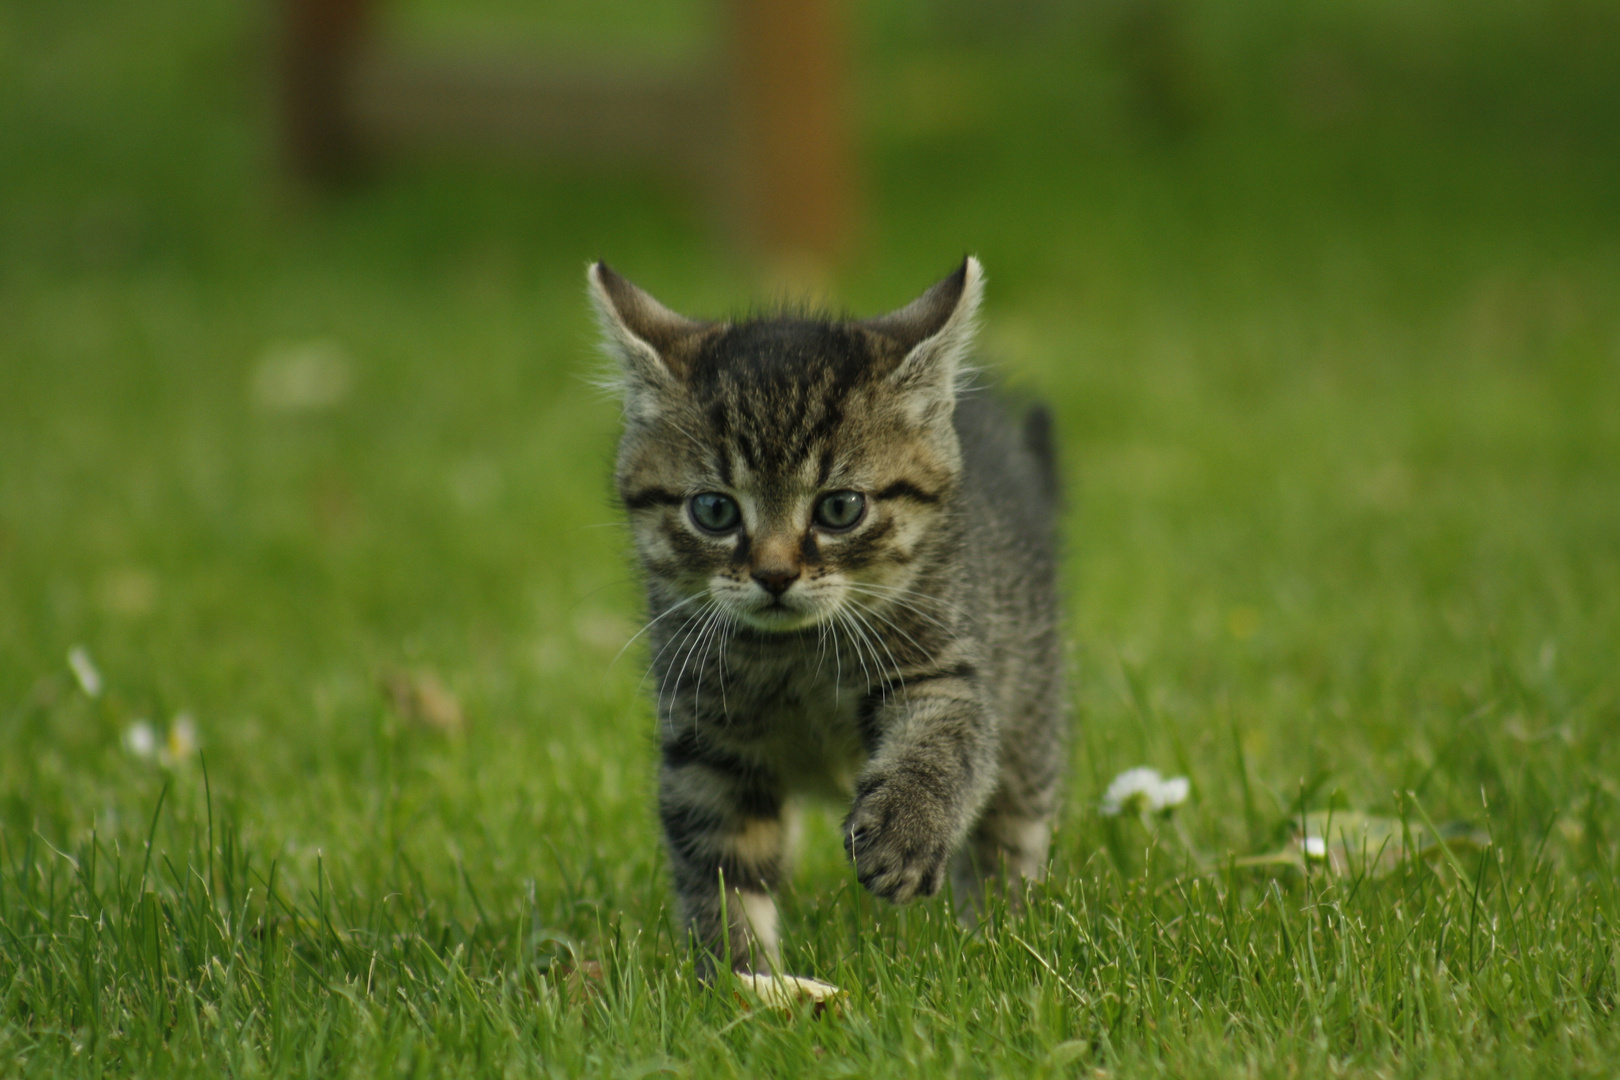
[998,817,1053,879]
[735,889,780,962]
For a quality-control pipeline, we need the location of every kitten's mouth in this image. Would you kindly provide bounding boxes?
[735,597,824,632]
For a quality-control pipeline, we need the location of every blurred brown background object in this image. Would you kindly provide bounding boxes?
[279,0,856,266]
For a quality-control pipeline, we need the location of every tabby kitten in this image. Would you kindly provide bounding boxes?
[592,257,1065,978]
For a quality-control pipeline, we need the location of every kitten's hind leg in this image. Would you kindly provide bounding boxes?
[952,684,1065,923]
[659,744,786,978]
[950,796,1055,925]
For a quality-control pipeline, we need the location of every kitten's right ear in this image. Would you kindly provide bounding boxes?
[588,261,709,400]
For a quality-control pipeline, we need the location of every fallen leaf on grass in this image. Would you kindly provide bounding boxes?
[382,670,464,733]
[1237,811,1490,878]
[734,973,846,1018]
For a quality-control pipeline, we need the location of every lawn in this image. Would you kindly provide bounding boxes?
[2,0,1618,1075]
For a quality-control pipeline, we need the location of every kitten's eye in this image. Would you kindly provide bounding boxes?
[688,492,741,533]
[814,490,866,531]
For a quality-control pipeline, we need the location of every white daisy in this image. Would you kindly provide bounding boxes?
[1100,767,1192,816]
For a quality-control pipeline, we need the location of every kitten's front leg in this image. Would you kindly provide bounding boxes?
[844,677,998,904]
[659,732,785,978]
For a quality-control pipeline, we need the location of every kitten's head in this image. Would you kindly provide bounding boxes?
[593,258,983,632]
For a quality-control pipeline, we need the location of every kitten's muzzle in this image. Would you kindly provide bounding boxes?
[751,566,800,597]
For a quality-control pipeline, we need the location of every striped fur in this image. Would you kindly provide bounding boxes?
[593,257,1066,977]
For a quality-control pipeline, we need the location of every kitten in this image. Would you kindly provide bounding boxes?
[591,257,1065,978]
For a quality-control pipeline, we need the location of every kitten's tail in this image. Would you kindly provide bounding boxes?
[1022,404,1062,506]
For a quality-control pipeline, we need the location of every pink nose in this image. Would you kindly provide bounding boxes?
[752,567,799,596]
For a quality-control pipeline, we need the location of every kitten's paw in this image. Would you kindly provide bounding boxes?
[843,783,953,904]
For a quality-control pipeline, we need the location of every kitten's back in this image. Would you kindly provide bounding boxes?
[955,394,1063,570]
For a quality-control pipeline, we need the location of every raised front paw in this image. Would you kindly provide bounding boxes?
[843,776,954,904]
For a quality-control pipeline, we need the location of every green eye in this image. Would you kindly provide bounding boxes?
[814,491,866,531]
[689,492,741,533]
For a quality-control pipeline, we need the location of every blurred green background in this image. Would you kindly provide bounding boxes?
[3,0,1619,1002]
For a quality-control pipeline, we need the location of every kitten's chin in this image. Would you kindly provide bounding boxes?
[732,602,826,633]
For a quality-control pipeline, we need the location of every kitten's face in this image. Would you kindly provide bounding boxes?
[619,359,956,631]
[594,260,983,633]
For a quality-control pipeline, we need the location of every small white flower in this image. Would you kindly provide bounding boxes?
[1157,775,1191,807]
[68,646,102,698]
[1100,767,1191,817]
[123,721,158,759]
[1303,835,1328,859]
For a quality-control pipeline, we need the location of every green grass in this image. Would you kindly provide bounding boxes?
[3,0,1618,1075]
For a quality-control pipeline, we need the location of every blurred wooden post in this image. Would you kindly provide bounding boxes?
[731,0,855,266]
[275,0,859,266]
[281,0,373,185]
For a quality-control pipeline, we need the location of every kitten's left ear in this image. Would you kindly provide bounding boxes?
[861,256,984,408]
[588,262,710,406]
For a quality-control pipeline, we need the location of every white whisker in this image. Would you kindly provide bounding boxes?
[847,595,930,661]
[833,609,876,695]
[672,604,724,717]
[612,591,708,669]
[831,613,845,703]
[690,602,730,717]
[650,600,718,716]
[812,615,830,681]
[715,611,735,718]
[842,601,905,700]
[641,600,712,688]
[644,602,711,688]
[842,581,963,634]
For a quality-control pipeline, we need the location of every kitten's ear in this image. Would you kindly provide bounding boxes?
[862,256,984,406]
[588,261,709,400]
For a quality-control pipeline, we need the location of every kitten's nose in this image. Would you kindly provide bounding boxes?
[752,566,799,596]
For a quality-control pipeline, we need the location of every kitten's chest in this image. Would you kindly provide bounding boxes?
[710,646,869,797]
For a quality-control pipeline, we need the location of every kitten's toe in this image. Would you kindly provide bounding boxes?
[859,851,948,904]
